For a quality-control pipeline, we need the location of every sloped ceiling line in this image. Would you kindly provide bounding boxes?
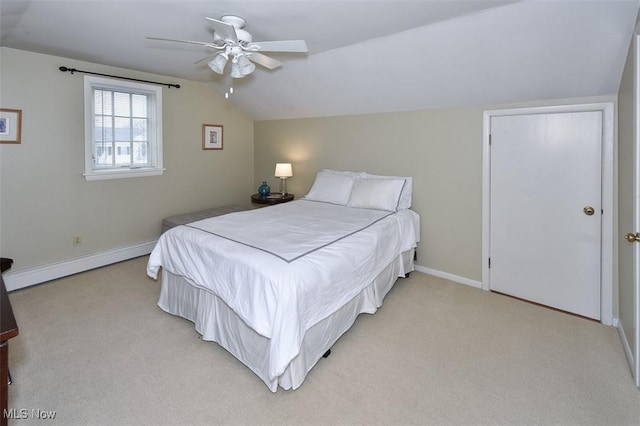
[1,0,639,120]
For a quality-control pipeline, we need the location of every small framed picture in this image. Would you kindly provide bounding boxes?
[202,124,223,150]
[0,108,22,144]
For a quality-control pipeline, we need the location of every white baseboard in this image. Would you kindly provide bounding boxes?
[414,264,482,289]
[617,319,636,378]
[3,240,157,291]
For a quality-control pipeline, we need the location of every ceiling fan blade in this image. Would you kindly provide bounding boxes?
[252,40,308,53]
[147,36,216,48]
[248,52,282,70]
[205,17,238,43]
[195,52,220,65]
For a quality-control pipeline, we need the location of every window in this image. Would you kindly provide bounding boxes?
[84,76,164,180]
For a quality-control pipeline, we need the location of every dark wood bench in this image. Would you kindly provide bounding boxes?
[162,204,250,233]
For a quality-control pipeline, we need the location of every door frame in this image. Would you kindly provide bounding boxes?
[630,31,640,386]
[482,102,615,325]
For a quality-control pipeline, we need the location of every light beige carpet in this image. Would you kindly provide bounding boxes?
[6,256,640,425]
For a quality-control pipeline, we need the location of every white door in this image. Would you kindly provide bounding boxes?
[489,111,603,319]
[618,32,640,388]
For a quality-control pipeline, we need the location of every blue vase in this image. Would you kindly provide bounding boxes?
[258,181,270,196]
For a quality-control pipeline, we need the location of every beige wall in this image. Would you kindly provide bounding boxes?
[255,97,616,282]
[255,109,484,280]
[0,46,621,290]
[0,48,254,272]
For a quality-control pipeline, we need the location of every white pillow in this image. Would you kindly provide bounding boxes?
[304,171,355,205]
[321,169,367,179]
[364,173,413,210]
[346,178,406,212]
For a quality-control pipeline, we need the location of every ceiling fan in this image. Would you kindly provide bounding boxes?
[148,15,308,79]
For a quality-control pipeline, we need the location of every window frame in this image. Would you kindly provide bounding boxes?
[83,76,164,181]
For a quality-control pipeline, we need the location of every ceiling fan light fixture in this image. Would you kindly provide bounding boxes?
[230,61,243,79]
[149,15,307,80]
[208,53,228,74]
[236,54,256,76]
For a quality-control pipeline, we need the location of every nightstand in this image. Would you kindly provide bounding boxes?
[251,193,294,206]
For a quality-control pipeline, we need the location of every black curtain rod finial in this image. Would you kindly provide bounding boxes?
[58,65,180,89]
[59,66,77,74]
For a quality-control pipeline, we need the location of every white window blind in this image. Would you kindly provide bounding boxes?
[84,76,164,181]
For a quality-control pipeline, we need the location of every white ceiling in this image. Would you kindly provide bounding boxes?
[1,0,639,120]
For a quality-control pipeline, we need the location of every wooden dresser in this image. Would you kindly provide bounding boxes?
[1,264,18,426]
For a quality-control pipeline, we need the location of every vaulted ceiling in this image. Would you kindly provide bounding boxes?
[1,0,639,120]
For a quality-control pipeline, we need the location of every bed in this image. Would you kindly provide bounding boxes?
[146,170,420,391]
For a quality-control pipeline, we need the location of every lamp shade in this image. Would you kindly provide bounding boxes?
[275,163,293,178]
[236,54,256,76]
[208,53,228,74]
[230,62,243,79]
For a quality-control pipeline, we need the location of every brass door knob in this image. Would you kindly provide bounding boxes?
[583,206,595,216]
[625,232,640,243]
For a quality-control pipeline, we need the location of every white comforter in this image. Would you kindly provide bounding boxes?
[147,200,420,380]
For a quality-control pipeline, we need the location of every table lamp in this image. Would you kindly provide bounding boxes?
[274,163,293,196]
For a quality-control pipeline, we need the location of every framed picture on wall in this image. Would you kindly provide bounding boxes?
[202,124,223,150]
[0,108,22,144]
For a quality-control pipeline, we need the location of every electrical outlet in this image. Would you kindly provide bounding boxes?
[73,235,82,246]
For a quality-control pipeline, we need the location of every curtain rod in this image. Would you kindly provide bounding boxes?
[58,66,181,89]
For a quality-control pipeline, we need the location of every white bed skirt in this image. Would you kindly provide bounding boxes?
[157,249,415,392]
